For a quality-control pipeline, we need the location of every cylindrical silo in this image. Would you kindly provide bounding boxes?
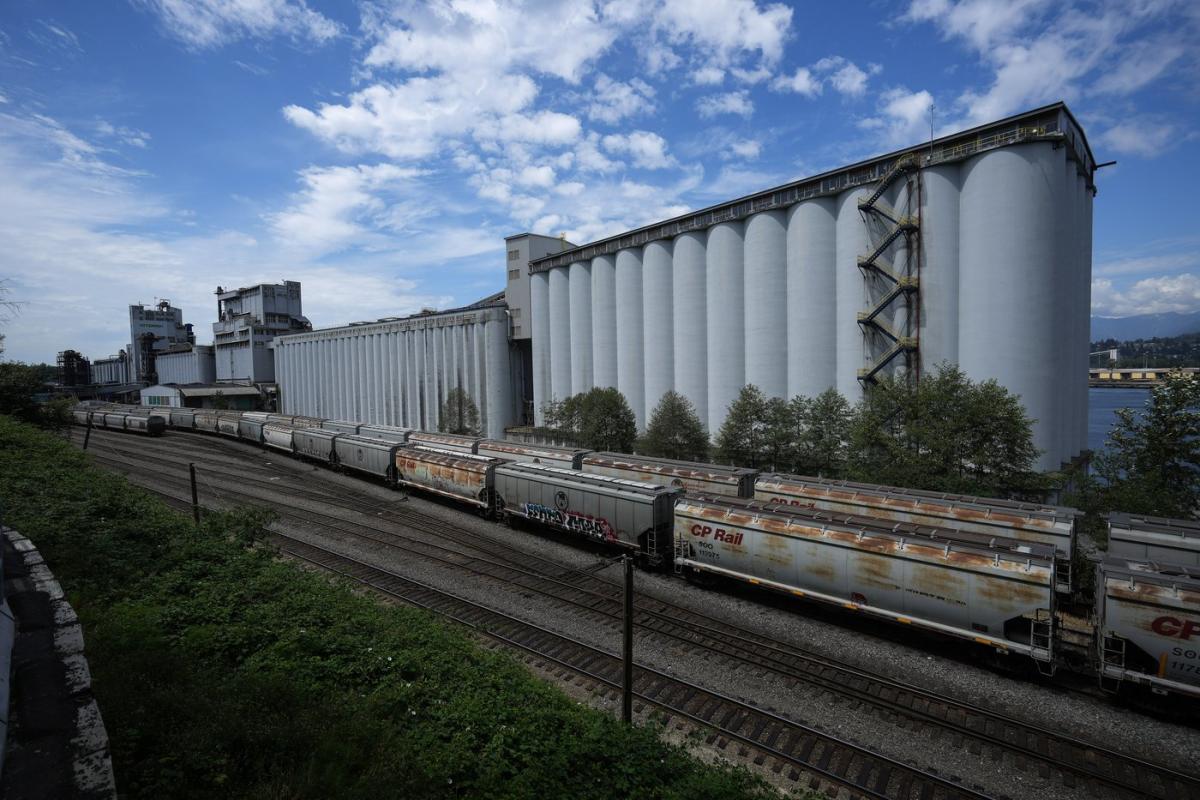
[1078,171,1094,457]
[642,239,674,418]
[591,254,617,389]
[706,221,745,433]
[673,231,708,428]
[835,187,873,402]
[918,164,961,375]
[484,318,510,438]
[959,143,1066,472]
[530,270,551,424]
[786,199,837,399]
[568,261,593,395]
[744,210,787,399]
[615,247,646,427]
[548,267,572,403]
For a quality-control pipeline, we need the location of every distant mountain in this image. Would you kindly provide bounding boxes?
[1090,311,1200,343]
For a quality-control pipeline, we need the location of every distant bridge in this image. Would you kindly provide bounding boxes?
[1090,367,1200,387]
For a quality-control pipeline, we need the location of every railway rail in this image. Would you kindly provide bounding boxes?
[75,429,1200,800]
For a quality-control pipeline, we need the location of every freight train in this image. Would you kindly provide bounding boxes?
[74,403,1200,703]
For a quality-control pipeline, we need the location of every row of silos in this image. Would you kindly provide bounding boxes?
[530,139,1091,471]
[275,307,512,438]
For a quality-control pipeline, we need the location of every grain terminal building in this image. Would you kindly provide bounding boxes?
[276,102,1095,471]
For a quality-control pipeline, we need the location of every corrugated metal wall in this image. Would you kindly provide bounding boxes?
[275,307,513,438]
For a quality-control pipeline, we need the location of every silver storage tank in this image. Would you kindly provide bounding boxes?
[642,239,673,418]
[917,164,960,372]
[1095,558,1200,699]
[582,452,757,498]
[675,496,1057,664]
[959,143,1065,471]
[672,230,708,428]
[549,266,572,403]
[785,198,836,399]
[743,209,787,399]
[395,446,504,510]
[484,317,510,439]
[615,247,645,427]
[294,427,339,463]
[334,434,402,481]
[263,423,295,454]
[590,254,617,391]
[568,260,593,395]
[705,221,745,433]
[475,440,587,469]
[494,462,681,561]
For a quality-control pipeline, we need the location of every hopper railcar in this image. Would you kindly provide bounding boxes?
[394,446,505,511]
[495,462,680,563]
[1107,513,1200,568]
[407,431,482,454]
[477,440,590,470]
[582,452,758,498]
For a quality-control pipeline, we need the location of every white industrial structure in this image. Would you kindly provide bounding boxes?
[274,297,514,438]
[213,281,310,384]
[522,103,1095,471]
[92,352,130,385]
[128,300,193,383]
[155,344,217,385]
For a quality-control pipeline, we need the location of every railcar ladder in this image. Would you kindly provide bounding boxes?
[1031,610,1055,674]
[1054,555,1072,595]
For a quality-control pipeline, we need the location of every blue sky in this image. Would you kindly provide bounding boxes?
[1,0,1197,364]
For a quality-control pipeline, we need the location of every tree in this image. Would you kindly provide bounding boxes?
[577,387,637,452]
[847,364,1044,497]
[796,388,852,477]
[438,388,481,436]
[1094,373,1200,517]
[714,384,772,467]
[0,362,45,423]
[540,387,637,452]
[210,390,230,410]
[642,391,709,461]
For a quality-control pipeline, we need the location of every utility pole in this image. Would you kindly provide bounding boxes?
[622,554,634,724]
[82,416,92,450]
[189,462,200,525]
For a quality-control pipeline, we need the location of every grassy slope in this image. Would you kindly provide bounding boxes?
[0,418,776,799]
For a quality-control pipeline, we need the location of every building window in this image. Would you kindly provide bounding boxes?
[507,249,520,261]
[510,308,521,318]
[508,268,520,280]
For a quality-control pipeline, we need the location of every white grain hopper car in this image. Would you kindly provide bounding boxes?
[395,446,505,510]
[477,440,590,470]
[582,453,757,498]
[674,496,1058,664]
[1096,558,1200,698]
[1107,513,1200,568]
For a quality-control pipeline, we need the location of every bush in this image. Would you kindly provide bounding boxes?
[0,417,771,799]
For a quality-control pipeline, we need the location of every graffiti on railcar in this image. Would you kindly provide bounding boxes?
[522,502,615,543]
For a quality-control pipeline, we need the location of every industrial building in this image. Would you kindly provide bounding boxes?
[213,281,310,384]
[272,102,1094,472]
[155,344,217,385]
[91,352,130,385]
[274,295,514,437]
[128,300,194,383]
[518,102,1094,471]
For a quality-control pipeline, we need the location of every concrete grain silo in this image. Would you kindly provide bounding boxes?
[517,102,1095,472]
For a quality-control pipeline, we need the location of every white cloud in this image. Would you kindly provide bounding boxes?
[727,139,762,160]
[858,87,934,146]
[692,65,726,86]
[517,165,556,187]
[95,120,151,149]
[696,90,754,118]
[1097,120,1178,158]
[587,73,655,123]
[905,0,1194,127]
[602,131,676,169]
[1092,274,1200,316]
[771,67,820,97]
[651,0,793,70]
[134,0,340,49]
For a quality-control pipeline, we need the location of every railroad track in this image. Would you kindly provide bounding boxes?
[78,429,1200,800]
[275,532,992,800]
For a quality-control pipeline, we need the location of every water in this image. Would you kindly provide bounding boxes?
[1087,387,1150,453]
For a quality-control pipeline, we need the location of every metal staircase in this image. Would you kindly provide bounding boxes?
[857,156,921,387]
